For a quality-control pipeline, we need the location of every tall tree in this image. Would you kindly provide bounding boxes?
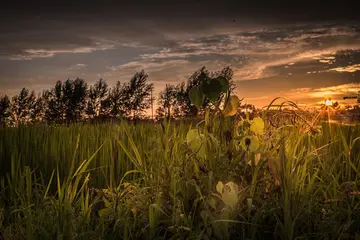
[124,70,154,119]
[171,82,190,118]
[156,84,177,120]
[44,81,66,124]
[86,78,108,119]
[102,81,127,118]
[11,88,36,125]
[0,95,11,127]
[212,66,236,92]
[62,78,88,123]
[32,92,46,123]
[44,79,87,124]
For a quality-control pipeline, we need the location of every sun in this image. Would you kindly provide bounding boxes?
[325,98,333,106]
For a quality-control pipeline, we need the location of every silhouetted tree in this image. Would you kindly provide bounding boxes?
[0,66,236,127]
[32,92,46,123]
[212,66,235,91]
[43,79,87,123]
[0,95,10,127]
[63,78,88,123]
[44,81,66,124]
[102,81,127,118]
[11,88,36,125]
[156,84,177,120]
[170,82,189,118]
[86,78,108,119]
[124,70,154,119]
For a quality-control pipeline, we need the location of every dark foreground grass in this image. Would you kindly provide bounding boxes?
[0,119,360,239]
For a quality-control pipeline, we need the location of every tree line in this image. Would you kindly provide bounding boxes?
[0,66,237,127]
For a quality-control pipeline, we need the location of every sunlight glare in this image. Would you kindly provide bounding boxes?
[325,98,333,106]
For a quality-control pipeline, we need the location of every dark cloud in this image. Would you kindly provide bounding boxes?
[2,0,360,23]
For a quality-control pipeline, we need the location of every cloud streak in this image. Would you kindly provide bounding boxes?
[68,63,88,70]
[8,42,116,60]
[329,64,360,73]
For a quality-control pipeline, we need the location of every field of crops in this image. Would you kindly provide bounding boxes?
[0,113,360,239]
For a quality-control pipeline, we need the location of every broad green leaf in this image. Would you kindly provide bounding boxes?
[217,76,230,92]
[240,135,260,152]
[201,78,223,101]
[186,129,201,146]
[186,130,202,156]
[216,181,239,209]
[223,95,240,117]
[216,181,224,194]
[250,117,265,135]
[222,186,238,208]
[186,129,206,158]
[189,86,205,109]
[208,197,217,210]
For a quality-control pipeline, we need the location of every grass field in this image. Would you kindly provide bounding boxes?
[0,116,360,239]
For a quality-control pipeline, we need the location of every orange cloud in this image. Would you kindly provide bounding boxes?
[328,64,360,73]
[288,83,360,104]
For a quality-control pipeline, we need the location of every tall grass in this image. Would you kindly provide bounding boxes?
[0,120,360,239]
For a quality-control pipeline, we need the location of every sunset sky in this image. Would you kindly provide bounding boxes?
[1,0,360,108]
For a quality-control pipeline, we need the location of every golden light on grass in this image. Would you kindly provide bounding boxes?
[241,108,253,113]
